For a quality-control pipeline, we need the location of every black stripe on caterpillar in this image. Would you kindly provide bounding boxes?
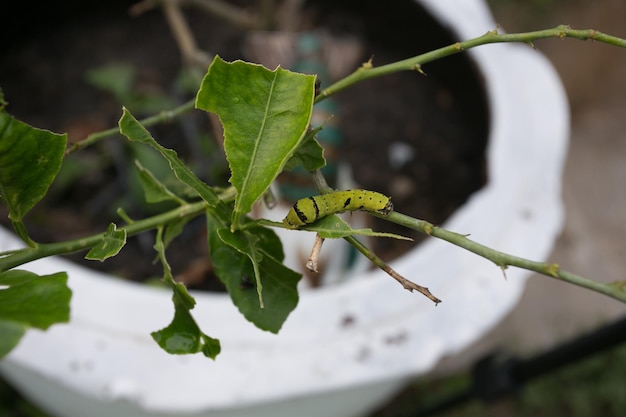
[283,189,393,229]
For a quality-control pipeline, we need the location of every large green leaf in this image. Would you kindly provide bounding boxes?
[206,207,301,333]
[195,56,316,229]
[0,269,72,359]
[0,111,67,241]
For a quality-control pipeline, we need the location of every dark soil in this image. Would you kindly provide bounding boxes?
[0,0,488,289]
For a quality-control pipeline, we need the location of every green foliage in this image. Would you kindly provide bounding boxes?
[195,56,317,229]
[134,160,187,205]
[0,111,67,243]
[206,206,301,332]
[84,223,127,262]
[0,270,71,359]
[119,108,222,207]
[1,25,625,362]
[291,214,411,241]
[150,231,221,359]
[283,125,326,172]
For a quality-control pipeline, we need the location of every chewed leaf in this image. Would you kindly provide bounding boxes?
[85,223,127,261]
[206,209,300,333]
[0,111,66,242]
[119,108,221,207]
[151,288,221,359]
[196,56,316,229]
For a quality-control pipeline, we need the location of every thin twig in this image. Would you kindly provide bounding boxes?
[344,235,441,305]
[315,25,626,103]
[311,169,334,194]
[161,0,212,67]
[382,211,626,304]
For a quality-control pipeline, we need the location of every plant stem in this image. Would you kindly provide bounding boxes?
[65,100,196,154]
[344,234,441,304]
[316,25,626,102]
[385,211,626,304]
[0,201,208,272]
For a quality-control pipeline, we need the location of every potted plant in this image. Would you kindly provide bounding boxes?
[2,0,622,416]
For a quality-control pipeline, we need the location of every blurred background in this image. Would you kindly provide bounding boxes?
[372,0,626,415]
[1,0,625,416]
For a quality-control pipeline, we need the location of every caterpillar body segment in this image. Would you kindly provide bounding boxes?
[283,189,393,229]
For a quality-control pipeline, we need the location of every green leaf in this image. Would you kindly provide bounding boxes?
[0,111,67,238]
[0,269,72,359]
[85,63,175,115]
[217,228,265,308]
[0,320,26,359]
[163,215,191,249]
[151,282,221,359]
[206,209,300,333]
[195,56,316,229]
[297,215,413,240]
[151,228,221,359]
[84,223,127,261]
[119,108,220,206]
[284,126,326,172]
[134,160,187,205]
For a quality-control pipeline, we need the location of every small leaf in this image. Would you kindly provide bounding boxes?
[163,215,191,249]
[196,56,316,229]
[284,126,326,172]
[134,160,187,205]
[296,215,413,240]
[119,108,220,207]
[85,223,127,261]
[0,269,72,358]
[151,284,221,359]
[0,111,67,230]
[151,227,221,359]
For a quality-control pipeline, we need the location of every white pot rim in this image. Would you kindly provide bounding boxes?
[0,0,569,415]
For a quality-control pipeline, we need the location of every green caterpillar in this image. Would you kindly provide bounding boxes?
[283,189,393,229]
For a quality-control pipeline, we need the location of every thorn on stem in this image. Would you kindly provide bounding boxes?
[414,64,426,76]
[500,266,508,280]
[386,264,441,305]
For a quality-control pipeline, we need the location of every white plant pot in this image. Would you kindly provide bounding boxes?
[0,0,569,416]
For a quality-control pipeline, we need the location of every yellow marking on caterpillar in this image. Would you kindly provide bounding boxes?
[283,189,393,229]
